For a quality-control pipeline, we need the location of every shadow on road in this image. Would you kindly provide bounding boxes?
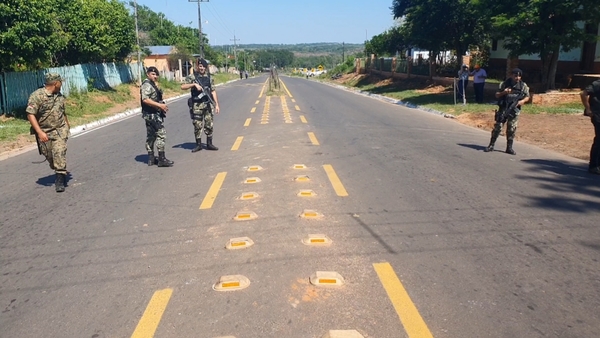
[172,142,197,150]
[517,158,600,213]
[457,143,488,152]
[36,172,73,187]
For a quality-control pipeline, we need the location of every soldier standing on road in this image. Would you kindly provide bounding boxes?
[580,79,600,175]
[181,58,221,153]
[141,66,173,167]
[484,68,530,155]
[26,73,70,192]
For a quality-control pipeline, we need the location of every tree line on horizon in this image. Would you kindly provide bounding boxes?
[0,0,366,74]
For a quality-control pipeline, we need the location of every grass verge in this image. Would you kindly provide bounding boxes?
[338,76,583,116]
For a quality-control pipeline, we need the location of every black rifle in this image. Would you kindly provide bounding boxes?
[192,74,216,107]
[30,126,42,155]
[496,88,524,123]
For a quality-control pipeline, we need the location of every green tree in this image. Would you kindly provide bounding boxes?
[56,0,135,65]
[482,0,600,91]
[0,0,68,71]
[391,0,487,64]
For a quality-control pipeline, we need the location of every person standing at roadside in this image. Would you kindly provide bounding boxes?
[470,64,487,103]
[457,64,470,104]
[484,68,530,155]
[26,73,70,192]
[181,58,221,153]
[141,66,173,167]
[580,79,600,175]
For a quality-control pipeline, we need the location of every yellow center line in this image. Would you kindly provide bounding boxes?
[131,288,173,338]
[244,118,251,127]
[255,100,259,104]
[308,132,319,145]
[322,164,348,197]
[373,263,433,338]
[280,79,293,97]
[231,136,244,151]
[251,107,256,113]
[199,172,227,209]
[259,79,268,98]
[300,116,307,124]
[291,99,296,103]
[295,105,301,111]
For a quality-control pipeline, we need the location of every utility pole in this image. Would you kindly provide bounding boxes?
[230,33,240,71]
[342,42,345,63]
[188,0,209,58]
[133,0,142,85]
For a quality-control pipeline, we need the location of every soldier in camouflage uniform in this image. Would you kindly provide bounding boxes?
[141,67,173,167]
[180,58,221,153]
[484,68,530,155]
[26,73,70,192]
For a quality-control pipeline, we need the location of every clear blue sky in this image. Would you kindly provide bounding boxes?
[135,0,397,45]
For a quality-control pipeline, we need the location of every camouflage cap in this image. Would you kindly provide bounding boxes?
[45,73,63,84]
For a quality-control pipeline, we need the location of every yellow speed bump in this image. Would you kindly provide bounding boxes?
[310,271,344,287]
[244,177,262,184]
[321,330,364,338]
[226,237,254,250]
[239,192,259,200]
[294,175,310,182]
[247,165,263,172]
[233,211,258,221]
[300,209,323,219]
[293,164,307,169]
[302,234,332,246]
[297,189,316,197]
[213,275,251,291]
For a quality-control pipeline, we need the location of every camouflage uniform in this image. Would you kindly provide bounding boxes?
[26,87,69,174]
[185,73,215,139]
[485,69,530,155]
[491,79,530,142]
[141,80,166,152]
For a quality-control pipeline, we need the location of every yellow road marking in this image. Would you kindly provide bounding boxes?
[131,288,173,338]
[295,105,300,111]
[322,164,348,197]
[244,118,251,127]
[291,99,296,103]
[280,79,293,97]
[231,136,244,151]
[300,115,307,124]
[251,107,256,113]
[255,100,259,104]
[308,132,319,145]
[259,79,268,98]
[199,172,227,209]
[373,263,433,338]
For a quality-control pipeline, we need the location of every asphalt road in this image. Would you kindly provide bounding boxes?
[1,74,599,338]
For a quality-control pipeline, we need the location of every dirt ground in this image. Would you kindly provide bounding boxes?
[335,73,593,161]
[1,77,594,162]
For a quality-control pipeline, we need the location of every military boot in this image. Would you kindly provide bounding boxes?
[506,140,516,155]
[206,136,219,151]
[55,173,66,193]
[191,138,203,153]
[157,151,174,167]
[148,152,155,166]
[484,132,499,152]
